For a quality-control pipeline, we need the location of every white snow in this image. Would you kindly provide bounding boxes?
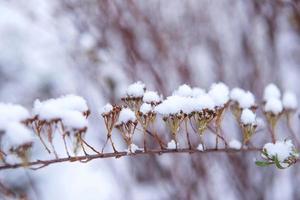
[61,111,88,129]
[263,83,281,101]
[126,81,146,98]
[155,93,215,116]
[282,91,298,110]
[195,94,215,110]
[0,103,30,128]
[140,103,153,115]
[167,140,178,149]
[230,88,245,102]
[143,91,161,103]
[33,95,89,131]
[263,140,298,162]
[230,88,255,109]
[33,95,89,120]
[117,108,136,124]
[155,96,184,116]
[33,99,63,120]
[181,97,199,114]
[56,95,88,113]
[2,122,33,151]
[0,103,33,150]
[208,82,229,107]
[240,109,256,125]
[101,103,113,115]
[127,143,141,154]
[238,91,255,109]
[229,139,242,149]
[173,84,193,97]
[197,144,204,151]
[264,98,283,115]
[191,87,206,98]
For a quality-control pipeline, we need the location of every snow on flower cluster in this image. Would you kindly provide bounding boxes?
[0,103,33,151]
[101,103,113,115]
[208,82,230,107]
[259,140,299,168]
[263,140,297,162]
[143,91,162,104]
[262,83,298,115]
[240,109,256,125]
[263,83,281,101]
[125,81,146,98]
[264,98,283,115]
[33,95,89,129]
[140,103,153,115]
[0,94,90,162]
[282,91,298,111]
[155,82,226,116]
[117,108,136,125]
[230,88,255,109]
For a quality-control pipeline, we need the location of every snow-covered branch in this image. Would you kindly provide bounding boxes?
[0,82,299,171]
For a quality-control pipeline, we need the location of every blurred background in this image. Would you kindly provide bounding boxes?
[0,0,300,199]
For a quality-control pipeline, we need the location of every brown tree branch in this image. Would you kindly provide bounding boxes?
[0,147,262,171]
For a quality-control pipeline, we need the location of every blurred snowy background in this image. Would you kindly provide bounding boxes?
[1,0,300,199]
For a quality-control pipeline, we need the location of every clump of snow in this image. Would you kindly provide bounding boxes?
[240,109,256,125]
[230,88,245,102]
[191,87,205,98]
[263,83,281,101]
[239,91,255,109]
[195,94,215,110]
[263,140,298,162]
[173,84,193,97]
[117,108,136,124]
[155,93,215,116]
[264,98,283,115]
[61,111,88,129]
[33,95,89,120]
[126,81,146,98]
[126,143,141,154]
[229,139,242,149]
[2,122,34,152]
[143,91,161,103]
[155,96,184,116]
[101,103,113,115]
[282,91,298,110]
[197,144,204,151]
[180,97,198,114]
[167,140,178,149]
[57,95,88,112]
[0,103,30,127]
[0,103,33,151]
[230,88,255,109]
[208,82,229,107]
[140,103,153,115]
[33,99,61,120]
[33,95,89,131]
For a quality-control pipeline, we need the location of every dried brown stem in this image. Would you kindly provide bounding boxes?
[286,113,300,146]
[184,119,193,150]
[0,147,262,171]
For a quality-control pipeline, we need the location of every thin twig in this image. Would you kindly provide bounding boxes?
[0,147,262,171]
